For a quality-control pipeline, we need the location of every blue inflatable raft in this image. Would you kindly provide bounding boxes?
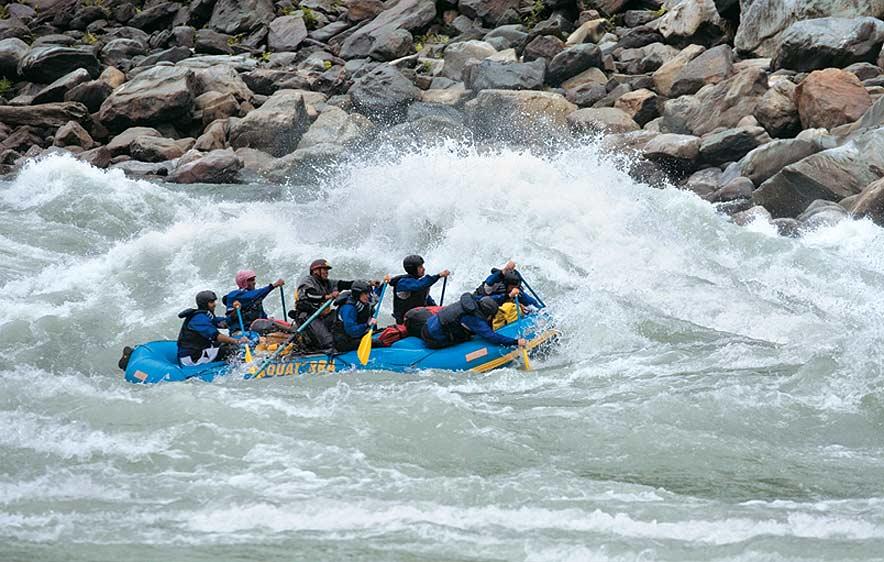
[124,314,558,384]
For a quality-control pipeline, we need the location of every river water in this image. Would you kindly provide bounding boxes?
[2,145,884,561]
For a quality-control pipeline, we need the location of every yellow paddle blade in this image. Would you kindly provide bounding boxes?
[520,347,533,371]
[244,344,253,364]
[357,328,374,366]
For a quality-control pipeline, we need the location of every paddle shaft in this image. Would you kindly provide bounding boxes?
[235,306,247,333]
[514,295,532,371]
[280,286,287,321]
[516,271,546,308]
[250,298,334,376]
[439,277,447,306]
[357,282,388,365]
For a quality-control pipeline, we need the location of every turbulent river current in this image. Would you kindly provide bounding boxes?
[2,144,884,561]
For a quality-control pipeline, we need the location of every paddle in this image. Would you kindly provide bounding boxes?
[516,271,546,309]
[233,302,254,364]
[514,294,532,371]
[249,298,334,376]
[280,286,288,323]
[357,282,388,366]
[439,276,447,306]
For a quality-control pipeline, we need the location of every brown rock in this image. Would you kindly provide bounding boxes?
[567,107,640,133]
[669,44,734,97]
[523,35,565,62]
[852,177,884,224]
[755,78,800,138]
[796,68,872,130]
[168,148,243,184]
[613,88,660,127]
[53,121,94,149]
[194,92,240,126]
[194,120,229,151]
[348,0,386,21]
[0,102,90,128]
[651,44,706,97]
[130,136,187,163]
[107,127,163,156]
[566,19,607,46]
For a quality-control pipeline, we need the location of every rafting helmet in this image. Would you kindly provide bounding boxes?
[195,290,217,310]
[403,254,424,276]
[310,258,332,272]
[478,297,499,319]
[503,270,521,288]
[350,280,371,299]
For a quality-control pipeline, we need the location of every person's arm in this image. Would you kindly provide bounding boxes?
[396,274,440,292]
[461,315,519,347]
[426,294,437,306]
[517,292,541,309]
[341,305,369,337]
[483,270,503,286]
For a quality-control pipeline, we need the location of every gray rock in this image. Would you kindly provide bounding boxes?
[228,90,310,157]
[0,15,30,42]
[0,102,89,128]
[443,40,497,81]
[259,142,345,183]
[339,0,436,60]
[755,78,800,138]
[661,67,769,136]
[708,176,754,202]
[655,0,729,46]
[796,199,850,229]
[268,15,309,52]
[772,16,884,71]
[241,69,309,95]
[130,2,180,33]
[732,205,773,226]
[465,89,576,143]
[752,127,884,217]
[0,38,28,78]
[32,68,91,105]
[613,88,660,126]
[348,64,420,123]
[547,43,603,86]
[464,58,546,91]
[194,92,239,126]
[407,102,464,123]
[100,38,149,70]
[483,25,529,53]
[652,43,706,97]
[109,160,171,178]
[99,66,196,131]
[169,148,243,184]
[459,0,519,26]
[195,29,234,55]
[76,145,112,169]
[523,34,565,62]
[209,0,275,35]
[568,107,641,134]
[130,136,189,163]
[618,42,678,74]
[738,138,820,185]
[643,133,702,165]
[684,167,724,196]
[851,176,884,223]
[53,120,94,149]
[376,115,468,146]
[194,120,229,151]
[107,127,163,156]
[136,46,193,68]
[17,46,100,83]
[699,126,764,167]
[566,83,608,107]
[669,44,734,97]
[298,107,374,149]
[64,79,114,113]
[193,64,254,103]
[616,26,665,50]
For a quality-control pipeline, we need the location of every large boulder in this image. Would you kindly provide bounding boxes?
[192,65,254,103]
[652,44,706,97]
[852,177,884,223]
[130,2,180,32]
[795,68,872,130]
[130,136,190,163]
[734,0,884,57]
[209,0,276,35]
[442,40,498,81]
[259,143,345,183]
[31,68,91,105]
[755,78,800,138]
[194,92,239,126]
[298,108,374,149]
[796,199,850,229]
[348,64,420,123]
[228,90,310,157]
[107,127,162,156]
[661,67,768,136]
[53,120,94,149]
[642,133,702,168]
[699,126,765,167]
[0,102,89,128]
[458,0,519,27]
[547,43,603,86]
[17,46,100,83]
[771,17,884,71]
[168,149,244,184]
[465,89,576,142]
[100,38,149,70]
[64,80,114,113]
[613,89,660,127]
[339,0,437,60]
[98,66,196,131]
[464,58,546,91]
[567,107,640,134]
[654,0,730,46]
[669,44,734,97]
[0,38,28,78]
[752,127,884,217]
[268,15,309,52]
[738,138,821,185]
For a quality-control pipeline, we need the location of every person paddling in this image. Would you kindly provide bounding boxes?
[223,270,287,334]
[389,254,449,324]
[332,278,389,352]
[177,290,248,366]
[419,293,527,350]
[294,259,356,353]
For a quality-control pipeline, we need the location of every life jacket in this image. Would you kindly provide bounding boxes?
[474,268,507,297]
[222,292,267,330]
[332,292,373,349]
[176,308,216,361]
[493,302,520,330]
[296,274,333,314]
[432,293,479,344]
[376,324,409,347]
[403,305,442,338]
[390,274,432,324]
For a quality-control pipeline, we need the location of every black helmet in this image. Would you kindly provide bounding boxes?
[195,290,217,310]
[503,270,521,287]
[403,254,424,275]
[478,297,499,319]
[350,280,371,298]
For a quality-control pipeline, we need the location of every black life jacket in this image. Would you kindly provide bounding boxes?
[434,293,479,344]
[474,268,506,297]
[176,308,216,361]
[296,274,333,314]
[332,293,373,349]
[390,274,431,323]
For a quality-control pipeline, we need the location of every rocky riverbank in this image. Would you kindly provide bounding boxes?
[3,0,884,234]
